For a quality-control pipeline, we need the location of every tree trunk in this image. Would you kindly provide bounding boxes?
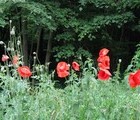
[22,19,28,65]
[36,27,43,56]
[45,30,53,66]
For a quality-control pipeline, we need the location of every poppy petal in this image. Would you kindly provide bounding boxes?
[99,48,109,56]
[128,73,137,88]
[18,66,32,78]
[98,69,111,80]
[56,61,70,78]
[72,62,80,71]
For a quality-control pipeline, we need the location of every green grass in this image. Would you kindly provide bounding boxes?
[0,71,140,120]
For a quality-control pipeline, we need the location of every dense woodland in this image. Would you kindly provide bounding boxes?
[0,0,140,72]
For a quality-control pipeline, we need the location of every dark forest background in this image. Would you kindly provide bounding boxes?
[0,0,140,73]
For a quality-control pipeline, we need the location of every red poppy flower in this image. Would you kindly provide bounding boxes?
[56,62,70,78]
[2,55,9,62]
[128,73,137,88]
[128,70,140,88]
[97,56,110,63]
[17,66,32,78]
[98,63,110,70]
[98,69,111,80]
[12,55,19,65]
[97,56,110,69]
[72,61,80,71]
[99,48,109,56]
[57,71,69,78]
[56,62,69,72]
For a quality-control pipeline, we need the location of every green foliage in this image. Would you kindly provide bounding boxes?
[55,32,75,42]
[126,44,140,73]
[76,12,135,40]
[132,20,140,32]
[0,0,139,68]
[76,47,92,59]
[53,44,92,62]
[117,0,140,11]
[53,44,75,61]
[0,18,7,27]
[0,30,140,119]
[18,2,55,29]
[0,1,140,118]
[1,69,140,119]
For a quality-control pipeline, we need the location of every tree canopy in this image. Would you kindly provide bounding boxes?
[0,0,140,71]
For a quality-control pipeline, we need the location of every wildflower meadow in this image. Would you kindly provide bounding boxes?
[0,21,140,120]
[0,0,140,119]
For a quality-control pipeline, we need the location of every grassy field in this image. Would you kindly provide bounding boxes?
[0,70,140,120]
